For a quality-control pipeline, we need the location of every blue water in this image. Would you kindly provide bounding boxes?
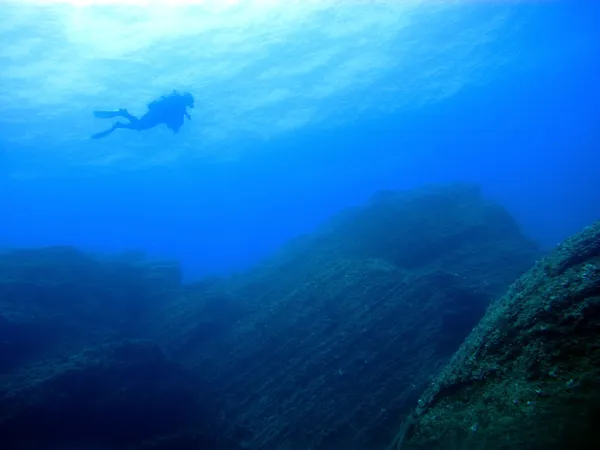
[0,0,598,280]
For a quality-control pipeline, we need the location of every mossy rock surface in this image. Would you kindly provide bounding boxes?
[400,222,600,450]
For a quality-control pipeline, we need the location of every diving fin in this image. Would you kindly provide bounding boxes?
[93,109,124,119]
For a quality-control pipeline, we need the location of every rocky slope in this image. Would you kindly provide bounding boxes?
[399,221,600,450]
[0,184,540,450]
[0,248,222,449]
[152,184,539,450]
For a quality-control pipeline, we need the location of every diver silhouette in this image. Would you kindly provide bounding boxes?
[91,90,195,139]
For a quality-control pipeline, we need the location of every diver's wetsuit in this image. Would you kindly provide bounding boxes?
[92,90,194,139]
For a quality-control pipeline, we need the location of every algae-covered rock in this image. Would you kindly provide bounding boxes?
[400,222,600,450]
[159,184,539,450]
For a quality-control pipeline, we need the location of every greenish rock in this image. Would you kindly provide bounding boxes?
[399,222,600,450]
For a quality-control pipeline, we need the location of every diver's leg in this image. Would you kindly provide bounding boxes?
[134,112,161,131]
[91,123,120,139]
[91,121,136,139]
[92,113,155,138]
[118,109,140,125]
[93,109,140,124]
[115,111,158,131]
[112,121,138,130]
[91,127,116,139]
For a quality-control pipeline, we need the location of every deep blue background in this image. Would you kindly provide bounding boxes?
[0,2,598,280]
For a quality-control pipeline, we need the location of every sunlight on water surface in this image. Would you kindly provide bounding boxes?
[0,0,525,172]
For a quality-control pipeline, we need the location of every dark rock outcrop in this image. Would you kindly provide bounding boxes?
[400,221,600,450]
[0,339,202,449]
[0,246,181,374]
[0,248,202,449]
[154,184,539,450]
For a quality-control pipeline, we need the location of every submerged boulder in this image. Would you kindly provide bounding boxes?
[400,221,600,450]
[158,184,539,450]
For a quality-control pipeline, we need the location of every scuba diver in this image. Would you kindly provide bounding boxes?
[91,90,195,139]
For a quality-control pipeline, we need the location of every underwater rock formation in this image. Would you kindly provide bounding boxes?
[0,184,545,450]
[0,339,200,449]
[156,184,539,450]
[399,221,600,450]
[0,246,181,374]
[0,247,199,449]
